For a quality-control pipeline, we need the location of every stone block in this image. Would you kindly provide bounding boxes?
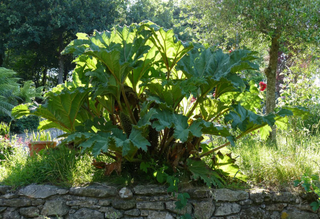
[214,203,241,216]
[271,192,296,203]
[249,189,271,204]
[2,198,31,207]
[119,187,133,199]
[281,210,318,219]
[182,187,213,199]
[19,184,66,199]
[41,199,69,216]
[70,185,117,198]
[165,201,192,215]
[147,210,174,219]
[112,199,136,210]
[3,209,20,219]
[239,207,266,219]
[66,198,99,209]
[124,208,140,216]
[214,189,249,202]
[69,208,104,219]
[0,187,11,195]
[101,207,123,219]
[265,203,287,211]
[193,201,215,219]
[19,206,40,217]
[133,185,167,195]
[98,199,111,206]
[137,201,165,210]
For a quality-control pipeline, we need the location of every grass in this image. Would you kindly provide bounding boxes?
[0,143,114,188]
[230,130,320,190]
[1,129,320,190]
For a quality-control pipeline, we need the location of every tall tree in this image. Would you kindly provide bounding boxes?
[187,0,320,140]
[0,0,123,85]
[125,0,193,41]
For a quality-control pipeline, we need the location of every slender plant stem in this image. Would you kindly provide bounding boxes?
[121,85,137,125]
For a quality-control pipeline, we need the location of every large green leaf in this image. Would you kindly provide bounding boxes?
[176,48,259,100]
[199,98,230,121]
[135,107,158,130]
[12,87,89,133]
[128,128,150,153]
[64,24,152,87]
[80,132,112,157]
[173,117,203,142]
[224,104,276,134]
[145,83,185,110]
[66,125,150,159]
[200,121,235,146]
[129,46,158,92]
[187,159,225,187]
[225,104,294,139]
[11,104,31,119]
[151,109,203,142]
[144,22,193,72]
[214,151,247,181]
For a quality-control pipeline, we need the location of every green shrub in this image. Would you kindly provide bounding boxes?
[0,114,39,134]
[12,22,294,189]
[10,115,39,134]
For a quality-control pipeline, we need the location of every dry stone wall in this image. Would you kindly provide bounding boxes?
[0,184,319,219]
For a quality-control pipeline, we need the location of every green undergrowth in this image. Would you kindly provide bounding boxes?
[1,130,320,190]
[231,130,320,190]
[0,143,174,188]
[0,145,114,188]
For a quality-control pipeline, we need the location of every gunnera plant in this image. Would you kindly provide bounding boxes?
[12,22,295,187]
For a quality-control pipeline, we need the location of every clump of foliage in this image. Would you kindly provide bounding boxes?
[0,135,13,165]
[0,67,43,133]
[0,67,20,117]
[0,122,14,165]
[277,69,320,135]
[12,22,292,187]
[295,174,320,211]
[1,145,95,187]
[0,121,10,136]
[9,115,40,134]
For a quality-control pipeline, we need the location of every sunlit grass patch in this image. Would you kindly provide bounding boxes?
[231,131,320,189]
[0,144,113,188]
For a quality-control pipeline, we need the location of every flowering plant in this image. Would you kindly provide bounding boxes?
[259,81,267,91]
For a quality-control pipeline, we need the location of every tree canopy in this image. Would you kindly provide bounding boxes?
[187,0,320,139]
[0,0,123,85]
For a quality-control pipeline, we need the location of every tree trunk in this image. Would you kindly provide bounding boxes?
[58,34,64,84]
[58,55,64,84]
[265,36,280,141]
[0,53,3,66]
[42,67,47,87]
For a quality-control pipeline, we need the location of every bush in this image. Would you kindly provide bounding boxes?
[0,114,40,134]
